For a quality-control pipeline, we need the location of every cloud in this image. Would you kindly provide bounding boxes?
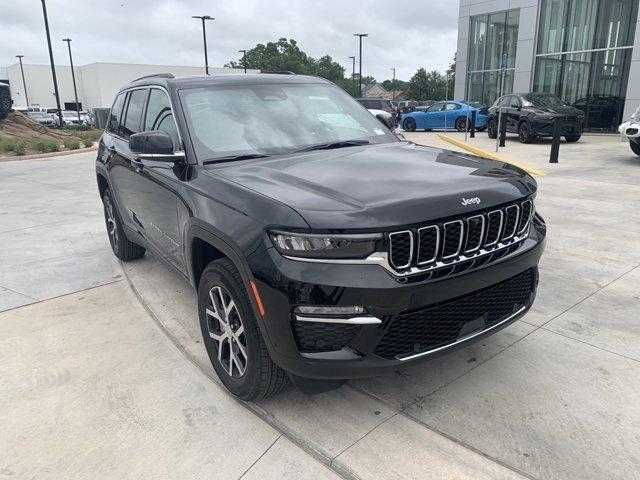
[1,0,458,81]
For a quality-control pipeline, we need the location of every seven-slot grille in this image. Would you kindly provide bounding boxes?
[388,199,533,271]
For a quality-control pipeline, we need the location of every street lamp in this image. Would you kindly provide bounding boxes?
[238,49,247,73]
[62,38,81,124]
[390,67,396,102]
[192,15,214,75]
[40,0,63,128]
[15,55,29,108]
[353,33,368,97]
[348,56,356,96]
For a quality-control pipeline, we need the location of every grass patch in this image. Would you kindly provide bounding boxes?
[76,130,103,142]
[64,139,81,150]
[82,138,94,148]
[0,138,17,152]
[14,140,26,156]
[63,124,91,131]
[30,139,61,153]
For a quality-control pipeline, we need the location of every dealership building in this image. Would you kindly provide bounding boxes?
[454,0,640,131]
[0,62,256,111]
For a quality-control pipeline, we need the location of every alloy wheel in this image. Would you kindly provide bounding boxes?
[104,196,119,250]
[206,285,248,378]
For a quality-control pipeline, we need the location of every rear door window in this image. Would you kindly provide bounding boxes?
[107,93,126,135]
[121,89,148,140]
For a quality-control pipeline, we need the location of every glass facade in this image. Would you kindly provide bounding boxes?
[534,0,638,131]
[467,10,520,106]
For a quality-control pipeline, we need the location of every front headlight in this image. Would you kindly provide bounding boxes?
[269,231,381,259]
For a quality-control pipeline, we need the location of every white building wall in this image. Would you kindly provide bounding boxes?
[4,62,257,110]
[624,15,640,120]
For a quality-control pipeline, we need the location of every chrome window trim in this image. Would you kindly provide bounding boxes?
[485,209,504,247]
[465,214,485,253]
[417,225,440,265]
[388,230,413,269]
[442,220,464,260]
[396,305,527,361]
[502,205,520,241]
[294,315,382,325]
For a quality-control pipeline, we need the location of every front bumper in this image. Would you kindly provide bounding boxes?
[248,219,546,380]
[531,117,583,136]
[619,121,640,138]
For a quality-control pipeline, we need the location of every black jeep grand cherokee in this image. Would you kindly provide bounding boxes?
[96,73,546,400]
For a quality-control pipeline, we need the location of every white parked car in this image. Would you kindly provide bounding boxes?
[618,105,640,157]
[367,108,397,131]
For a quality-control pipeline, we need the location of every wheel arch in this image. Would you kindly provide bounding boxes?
[96,172,109,199]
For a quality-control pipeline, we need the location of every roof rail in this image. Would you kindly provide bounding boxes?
[132,73,175,82]
[263,71,296,75]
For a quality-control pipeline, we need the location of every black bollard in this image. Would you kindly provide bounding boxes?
[550,117,561,163]
[499,113,507,147]
[470,110,476,138]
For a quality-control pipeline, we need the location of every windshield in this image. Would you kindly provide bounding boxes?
[30,112,46,118]
[179,82,397,161]
[524,94,566,107]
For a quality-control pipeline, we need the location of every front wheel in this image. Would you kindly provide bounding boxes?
[518,122,533,144]
[487,118,497,139]
[565,134,581,143]
[198,258,288,400]
[403,117,416,132]
[630,139,640,157]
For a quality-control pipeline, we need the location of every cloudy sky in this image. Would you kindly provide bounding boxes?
[1,0,458,82]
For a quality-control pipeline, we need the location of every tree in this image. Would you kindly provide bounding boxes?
[405,68,448,100]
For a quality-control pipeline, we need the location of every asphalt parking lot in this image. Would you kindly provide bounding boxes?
[1,133,639,479]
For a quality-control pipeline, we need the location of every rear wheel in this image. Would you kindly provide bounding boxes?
[403,117,416,132]
[565,134,581,143]
[198,258,288,400]
[518,121,533,144]
[630,139,640,157]
[487,117,497,139]
[455,117,468,132]
[102,189,145,261]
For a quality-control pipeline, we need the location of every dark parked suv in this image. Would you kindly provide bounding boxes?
[487,93,584,143]
[96,73,546,400]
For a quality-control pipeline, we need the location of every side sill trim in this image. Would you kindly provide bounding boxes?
[396,305,527,362]
[294,315,382,325]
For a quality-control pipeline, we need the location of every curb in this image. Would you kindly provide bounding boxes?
[436,134,546,177]
[0,145,98,162]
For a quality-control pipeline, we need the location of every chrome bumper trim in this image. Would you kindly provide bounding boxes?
[293,315,382,325]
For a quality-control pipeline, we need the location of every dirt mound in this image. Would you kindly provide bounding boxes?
[0,112,72,141]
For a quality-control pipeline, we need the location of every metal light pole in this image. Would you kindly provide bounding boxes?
[238,49,247,73]
[40,0,63,127]
[192,15,214,75]
[348,56,356,95]
[353,33,368,97]
[15,55,29,107]
[390,67,396,102]
[62,38,81,123]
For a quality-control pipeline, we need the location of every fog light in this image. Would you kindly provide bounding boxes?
[294,306,367,315]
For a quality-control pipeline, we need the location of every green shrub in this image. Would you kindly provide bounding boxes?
[14,140,26,156]
[82,138,94,148]
[31,139,60,153]
[63,124,91,131]
[77,130,102,142]
[64,139,81,150]
[0,138,16,152]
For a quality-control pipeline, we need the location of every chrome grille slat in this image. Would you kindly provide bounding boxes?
[386,199,533,277]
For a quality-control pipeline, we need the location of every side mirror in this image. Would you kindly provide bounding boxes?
[375,113,395,130]
[129,131,183,161]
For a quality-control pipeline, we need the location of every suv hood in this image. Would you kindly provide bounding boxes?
[212,142,536,230]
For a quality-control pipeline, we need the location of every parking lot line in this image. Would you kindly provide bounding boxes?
[437,134,546,177]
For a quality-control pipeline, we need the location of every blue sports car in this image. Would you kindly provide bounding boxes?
[400,101,488,132]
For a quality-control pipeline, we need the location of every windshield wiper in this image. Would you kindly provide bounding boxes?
[203,153,271,165]
[295,139,371,153]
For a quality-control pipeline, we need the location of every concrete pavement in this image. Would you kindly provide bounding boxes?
[1,133,640,479]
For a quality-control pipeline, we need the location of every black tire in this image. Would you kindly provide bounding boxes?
[487,117,497,139]
[102,189,146,261]
[630,139,640,157]
[0,95,11,112]
[198,258,288,401]
[403,117,416,132]
[455,117,468,132]
[518,121,533,144]
[565,134,581,143]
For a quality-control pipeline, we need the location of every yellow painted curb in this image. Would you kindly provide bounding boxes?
[437,134,546,177]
